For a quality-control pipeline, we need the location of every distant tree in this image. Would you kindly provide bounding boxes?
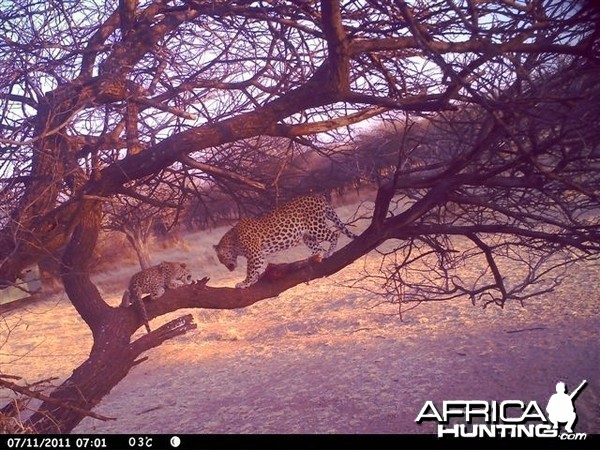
[103,180,186,269]
[0,0,598,433]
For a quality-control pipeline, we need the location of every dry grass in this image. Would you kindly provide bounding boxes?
[1,200,599,434]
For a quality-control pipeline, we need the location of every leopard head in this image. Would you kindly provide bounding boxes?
[214,232,237,272]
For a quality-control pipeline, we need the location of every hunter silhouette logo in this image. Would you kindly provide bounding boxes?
[416,379,589,439]
[546,380,587,434]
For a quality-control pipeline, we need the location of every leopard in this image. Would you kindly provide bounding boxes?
[213,195,357,288]
[120,261,193,333]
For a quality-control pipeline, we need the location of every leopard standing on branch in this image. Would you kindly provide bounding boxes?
[214,195,357,288]
[120,261,193,333]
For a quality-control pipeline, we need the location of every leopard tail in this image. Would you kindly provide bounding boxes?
[134,295,152,334]
[120,290,131,308]
[325,204,357,239]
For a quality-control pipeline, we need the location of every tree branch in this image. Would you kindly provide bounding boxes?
[0,378,116,422]
[467,232,508,305]
[269,107,389,137]
[130,313,198,356]
[350,36,595,59]
[180,155,266,191]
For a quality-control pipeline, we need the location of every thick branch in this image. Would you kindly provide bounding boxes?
[124,231,381,329]
[60,200,112,335]
[321,0,349,93]
[130,313,198,356]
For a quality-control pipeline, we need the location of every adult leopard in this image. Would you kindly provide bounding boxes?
[214,195,356,288]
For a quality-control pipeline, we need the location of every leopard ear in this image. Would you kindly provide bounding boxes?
[181,263,187,268]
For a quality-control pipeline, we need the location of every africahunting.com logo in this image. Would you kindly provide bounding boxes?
[415,380,588,440]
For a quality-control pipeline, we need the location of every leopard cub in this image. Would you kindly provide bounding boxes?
[121,261,193,333]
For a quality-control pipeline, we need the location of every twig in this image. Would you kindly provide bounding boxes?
[0,374,22,381]
[0,379,115,422]
[506,326,546,334]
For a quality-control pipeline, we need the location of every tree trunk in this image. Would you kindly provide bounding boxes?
[26,331,133,433]
[23,200,197,433]
[124,226,152,270]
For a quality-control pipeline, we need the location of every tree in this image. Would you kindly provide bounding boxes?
[0,0,598,433]
[103,179,186,270]
[350,61,600,309]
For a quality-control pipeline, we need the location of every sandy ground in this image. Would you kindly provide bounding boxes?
[1,212,599,435]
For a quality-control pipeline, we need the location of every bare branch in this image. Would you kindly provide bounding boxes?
[0,378,116,423]
[180,155,267,191]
